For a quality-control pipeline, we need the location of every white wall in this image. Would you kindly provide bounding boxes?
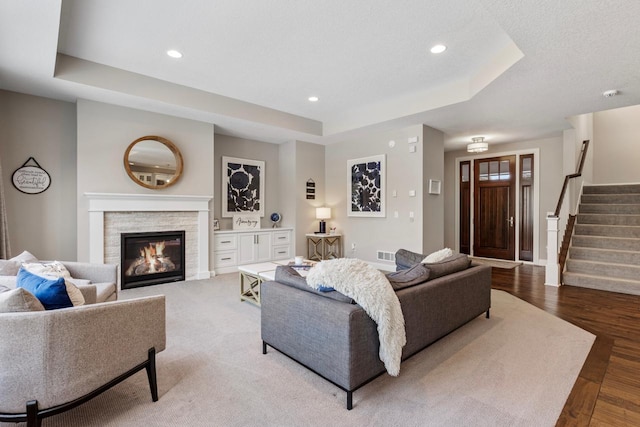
[422,125,445,254]
[325,124,431,265]
[593,104,640,184]
[294,141,325,256]
[76,99,215,262]
[0,90,77,260]
[443,136,563,263]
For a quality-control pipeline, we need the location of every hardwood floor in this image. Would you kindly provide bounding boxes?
[492,264,640,426]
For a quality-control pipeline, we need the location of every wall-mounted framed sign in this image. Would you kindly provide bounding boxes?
[12,157,51,194]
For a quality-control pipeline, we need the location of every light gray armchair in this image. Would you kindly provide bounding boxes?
[0,295,166,427]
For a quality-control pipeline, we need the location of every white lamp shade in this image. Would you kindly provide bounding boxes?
[316,207,331,220]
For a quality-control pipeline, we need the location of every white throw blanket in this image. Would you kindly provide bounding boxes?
[306,258,406,376]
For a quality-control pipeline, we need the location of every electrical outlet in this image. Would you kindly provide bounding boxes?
[351,243,356,250]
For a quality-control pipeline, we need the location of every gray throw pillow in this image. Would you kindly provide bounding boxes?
[386,263,430,290]
[274,266,354,304]
[423,254,471,280]
[0,286,46,312]
[394,249,426,271]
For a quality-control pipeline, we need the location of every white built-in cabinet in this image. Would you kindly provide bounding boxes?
[214,228,293,274]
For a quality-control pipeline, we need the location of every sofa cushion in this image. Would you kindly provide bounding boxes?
[423,254,471,280]
[16,268,74,310]
[22,262,85,306]
[421,248,453,263]
[275,266,354,304]
[0,285,45,312]
[386,263,431,290]
[0,260,20,276]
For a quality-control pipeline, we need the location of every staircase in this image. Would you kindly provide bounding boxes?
[563,184,640,295]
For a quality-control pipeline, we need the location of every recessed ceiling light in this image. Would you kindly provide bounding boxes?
[167,49,183,59]
[308,96,319,102]
[430,44,447,54]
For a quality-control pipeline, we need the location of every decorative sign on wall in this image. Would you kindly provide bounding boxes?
[222,156,265,218]
[232,214,261,230]
[306,179,315,200]
[12,157,51,194]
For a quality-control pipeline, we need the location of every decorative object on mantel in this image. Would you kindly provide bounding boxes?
[222,156,265,218]
[467,136,488,153]
[315,207,331,234]
[270,212,282,228]
[12,157,51,194]
[306,179,315,200]
[124,136,183,190]
[213,219,220,231]
[348,154,386,217]
[232,214,260,230]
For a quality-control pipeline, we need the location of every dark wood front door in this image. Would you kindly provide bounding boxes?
[473,156,516,260]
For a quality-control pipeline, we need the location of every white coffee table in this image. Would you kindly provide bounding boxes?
[238,260,315,307]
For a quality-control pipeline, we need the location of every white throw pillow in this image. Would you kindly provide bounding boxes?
[21,261,85,306]
[421,248,453,264]
[10,250,38,263]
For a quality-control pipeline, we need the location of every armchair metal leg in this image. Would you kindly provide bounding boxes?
[145,348,159,402]
[262,341,267,354]
[26,400,40,427]
[347,391,353,410]
[486,308,490,319]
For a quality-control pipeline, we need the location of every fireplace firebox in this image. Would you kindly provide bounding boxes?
[121,230,185,289]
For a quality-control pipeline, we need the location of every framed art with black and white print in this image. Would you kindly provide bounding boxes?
[222,156,265,218]
[347,154,385,217]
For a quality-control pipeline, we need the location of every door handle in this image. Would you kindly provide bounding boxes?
[508,216,514,227]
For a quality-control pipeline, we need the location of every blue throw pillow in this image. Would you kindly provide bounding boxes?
[16,267,73,310]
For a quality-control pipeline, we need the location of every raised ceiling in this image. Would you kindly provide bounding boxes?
[1,0,639,150]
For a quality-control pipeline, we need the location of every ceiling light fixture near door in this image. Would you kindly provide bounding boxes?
[308,96,319,102]
[602,89,619,98]
[467,137,488,153]
[166,49,183,59]
[430,44,447,54]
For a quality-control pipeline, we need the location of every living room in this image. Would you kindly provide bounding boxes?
[2,1,640,425]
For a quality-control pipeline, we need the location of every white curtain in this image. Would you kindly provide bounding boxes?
[0,157,11,258]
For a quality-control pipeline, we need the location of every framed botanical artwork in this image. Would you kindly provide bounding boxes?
[222,156,265,218]
[347,154,386,217]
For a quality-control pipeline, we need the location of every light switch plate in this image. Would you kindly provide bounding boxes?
[408,136,418,143]
[409,190,416,197]
[409,145,416,153]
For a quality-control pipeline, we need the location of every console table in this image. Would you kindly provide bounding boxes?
[306,233,342,261]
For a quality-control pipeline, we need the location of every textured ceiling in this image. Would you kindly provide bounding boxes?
[1,0,640,150]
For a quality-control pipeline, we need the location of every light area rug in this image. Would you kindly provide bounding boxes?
[3,274,594,427]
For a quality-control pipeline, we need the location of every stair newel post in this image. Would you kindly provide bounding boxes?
[546,215,561,286]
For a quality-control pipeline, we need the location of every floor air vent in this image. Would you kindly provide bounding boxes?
[377,250,396,262]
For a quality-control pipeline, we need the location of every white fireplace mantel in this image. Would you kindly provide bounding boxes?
[85,193,212,279]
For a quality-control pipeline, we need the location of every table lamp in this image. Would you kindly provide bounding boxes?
[316,207,331,234]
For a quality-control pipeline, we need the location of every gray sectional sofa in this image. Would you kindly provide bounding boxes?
[261,250,492,409]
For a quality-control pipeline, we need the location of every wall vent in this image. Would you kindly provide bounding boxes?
[376,250,396,263]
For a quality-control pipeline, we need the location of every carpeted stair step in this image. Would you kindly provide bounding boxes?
[579,204,640,214]
[583,184,640,194]
[571,235,640,251]
[563,271,640,296]
[574,224,640,238]
[581,193,640,204]
[568,247,640,266]
[566,259,640,281]
[577,213,640,226]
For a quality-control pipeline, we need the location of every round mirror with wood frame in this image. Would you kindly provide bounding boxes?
[124,136,184,189]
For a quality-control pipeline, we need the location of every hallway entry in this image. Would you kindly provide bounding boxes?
[459,154,534,262]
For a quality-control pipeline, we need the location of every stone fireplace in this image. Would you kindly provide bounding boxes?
[85,193,212,283]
